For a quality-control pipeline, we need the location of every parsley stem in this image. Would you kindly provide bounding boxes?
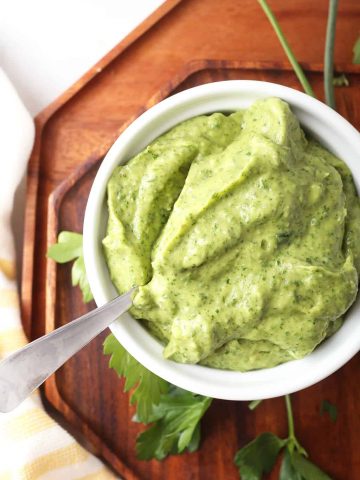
[285,394,295,439]
[285,395,308,457]
[248,399,263,410]
[324,0,338,109]
[257,0,316,97]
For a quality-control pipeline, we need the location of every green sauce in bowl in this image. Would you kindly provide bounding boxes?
[103,97,360,371]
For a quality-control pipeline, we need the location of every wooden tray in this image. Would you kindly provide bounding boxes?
[21,1,360,478]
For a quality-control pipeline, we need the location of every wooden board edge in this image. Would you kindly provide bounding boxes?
[20,119,43,337]
[203,59,360,73]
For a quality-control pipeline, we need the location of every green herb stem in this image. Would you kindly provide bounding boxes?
[258,0,316,97]
[248,399,263,410]
[324,0,338,109]
[285,394,295,439]
[353,37,360,64]
[285,395,308,457]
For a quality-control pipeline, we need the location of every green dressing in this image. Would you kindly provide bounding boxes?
[103,98,360,371]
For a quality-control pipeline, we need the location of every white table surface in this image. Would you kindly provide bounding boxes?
[1,0,163,276]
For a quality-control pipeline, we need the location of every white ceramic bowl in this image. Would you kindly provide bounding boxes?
[84,80,360,400]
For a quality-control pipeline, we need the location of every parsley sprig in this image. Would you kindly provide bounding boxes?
[135,386,212,460]
[234,395,332,480]
[324,0,338,109]
[47,231,93,303]
[103,334,211,458]
[258,0,345,111]
[257,0,315,97]
[103,334,168,423]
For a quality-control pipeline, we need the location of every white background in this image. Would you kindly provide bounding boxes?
[0,0,164,115]
[0,0,163,270]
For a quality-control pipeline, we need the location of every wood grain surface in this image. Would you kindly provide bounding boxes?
[21,1,360,479]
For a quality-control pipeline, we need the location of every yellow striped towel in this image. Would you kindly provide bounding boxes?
[0,69,118,479]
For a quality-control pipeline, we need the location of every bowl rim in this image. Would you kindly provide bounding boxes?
[83,80,360,400]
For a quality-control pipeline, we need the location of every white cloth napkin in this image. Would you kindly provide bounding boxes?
[0,68,117,480]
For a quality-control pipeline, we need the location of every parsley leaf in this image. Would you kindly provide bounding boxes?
[47,231,83,263]
[71,256,93,303]
[47,231,93,303]
[237,395,335,479]
[136,387,212,460]
[280,447,303,480]
[187,422,201,452]
[353,36,360,64]
[291,451,332,480]
[234,432,286,480]
[280,447,333,480]
[320,400,337,423]
[103,334,168,423]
